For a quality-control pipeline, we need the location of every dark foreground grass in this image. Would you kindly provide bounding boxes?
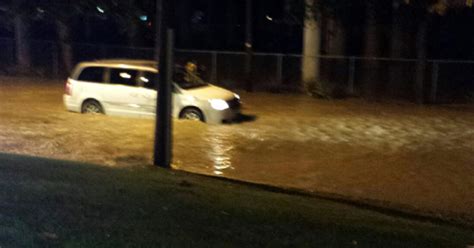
[0,153,472,247]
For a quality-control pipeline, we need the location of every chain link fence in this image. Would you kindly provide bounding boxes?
[1,38,473,103]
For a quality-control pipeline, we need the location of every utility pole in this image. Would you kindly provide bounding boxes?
[154,0,173,168]
[155,0,163,59]
[245,0,253,92]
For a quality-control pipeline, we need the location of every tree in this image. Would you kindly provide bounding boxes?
[95,0,148,47]
[300,0,355,97]
[390,0,472,103]
[389,0,411,97]
[302,0,322,96]
[36,2,88,72]
[0,1,35,72]
[414,4,431,104]
[320,0,354,96]
[406,0,462,103]
[322,10,345,56]
[13,9,31,72]
[361,0,394,98]
[36,1,146,72]
[363,0,380,59]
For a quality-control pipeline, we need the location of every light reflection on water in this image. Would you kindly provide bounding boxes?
[172,121,238,176]
[206,130,234,175]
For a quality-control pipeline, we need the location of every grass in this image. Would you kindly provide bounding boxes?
[0,153,472,247]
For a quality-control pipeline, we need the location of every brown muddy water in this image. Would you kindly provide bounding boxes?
[1,77,473,223]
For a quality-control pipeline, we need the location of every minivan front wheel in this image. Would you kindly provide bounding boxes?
[180,107,204,122]
[81,100,104,114]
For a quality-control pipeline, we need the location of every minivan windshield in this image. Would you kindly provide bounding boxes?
[173,70,208,90]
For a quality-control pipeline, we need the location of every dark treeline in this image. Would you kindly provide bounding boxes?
[0,0,473,102]
[0,0,473,58]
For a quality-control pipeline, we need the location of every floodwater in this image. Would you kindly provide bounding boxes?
[1,77,473,223]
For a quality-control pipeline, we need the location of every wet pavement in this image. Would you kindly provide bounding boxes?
[1,76,473,223]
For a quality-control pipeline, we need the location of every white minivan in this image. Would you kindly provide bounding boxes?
[63,60,241,124]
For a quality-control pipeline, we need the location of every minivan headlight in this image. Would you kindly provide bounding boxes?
[209,99,229,110]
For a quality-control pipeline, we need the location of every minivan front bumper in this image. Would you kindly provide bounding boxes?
[205,107,240,124]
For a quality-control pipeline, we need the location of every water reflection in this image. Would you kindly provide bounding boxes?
[207,130,234,175]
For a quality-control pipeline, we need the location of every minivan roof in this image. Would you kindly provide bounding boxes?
[93,59,158,68]
[71,59,158,79]
[70,59,190,80]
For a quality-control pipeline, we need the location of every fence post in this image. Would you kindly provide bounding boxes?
[415,59,426,104]
[276,54,283,85]
[430,61,439,104]
[244,50,253,92]
[348,57,356,95]
[211,51,217,83]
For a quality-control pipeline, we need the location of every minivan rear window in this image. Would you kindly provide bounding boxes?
[78,67,104,83]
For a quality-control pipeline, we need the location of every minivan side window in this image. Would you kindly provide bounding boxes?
[138,71,177,92]
[78,67,104,83]
[109,69,138,87]
[139,71,156,89]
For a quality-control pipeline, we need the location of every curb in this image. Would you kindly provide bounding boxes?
[174,168,474,230]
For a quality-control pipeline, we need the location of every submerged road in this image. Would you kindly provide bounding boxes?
[1,76,473,224]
